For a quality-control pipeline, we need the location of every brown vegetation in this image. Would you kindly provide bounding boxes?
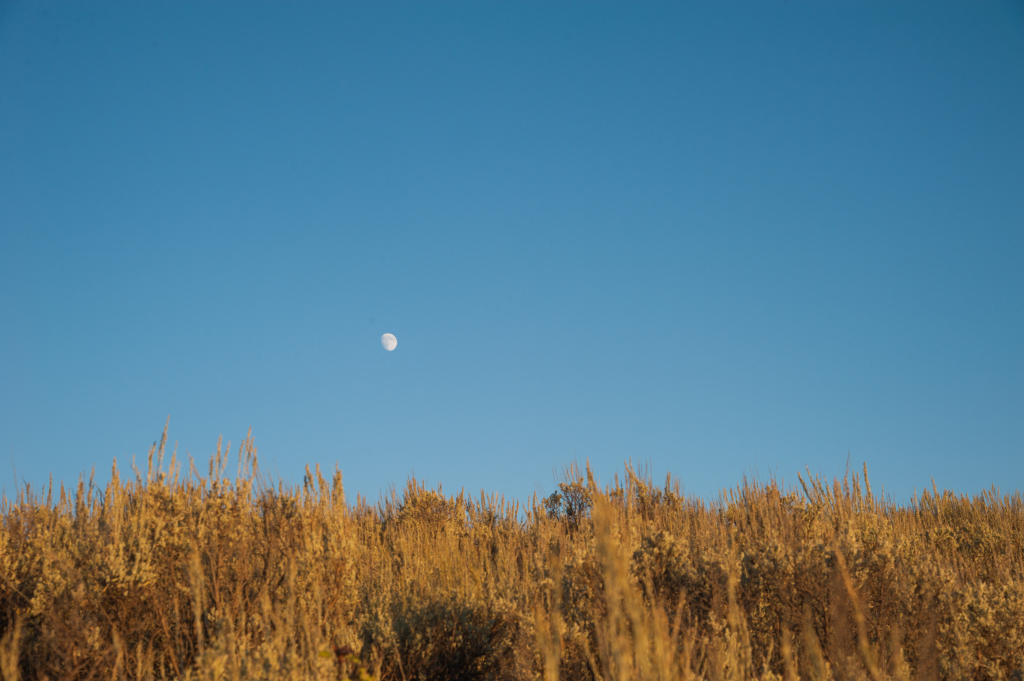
[0,429,1021,681]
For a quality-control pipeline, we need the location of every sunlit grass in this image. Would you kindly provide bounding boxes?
[0,428,1021,680]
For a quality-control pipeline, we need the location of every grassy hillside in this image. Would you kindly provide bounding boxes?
[0,430,1021,681]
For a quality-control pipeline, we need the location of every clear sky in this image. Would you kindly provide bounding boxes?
[1,1,1022,504]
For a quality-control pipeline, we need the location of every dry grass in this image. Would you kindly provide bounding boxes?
[0,428,1021,681]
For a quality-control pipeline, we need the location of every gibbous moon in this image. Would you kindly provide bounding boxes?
[381,333,398,351]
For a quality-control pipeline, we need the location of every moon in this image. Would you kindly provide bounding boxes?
[381,333,397,351]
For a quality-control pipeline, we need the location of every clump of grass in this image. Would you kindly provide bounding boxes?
[0,428,1021,680]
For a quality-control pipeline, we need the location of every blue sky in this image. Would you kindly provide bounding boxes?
[1,1,1022,503]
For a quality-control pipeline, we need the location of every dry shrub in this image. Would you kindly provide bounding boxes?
[0,431,1021,681]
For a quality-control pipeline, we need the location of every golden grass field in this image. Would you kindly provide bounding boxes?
[0,429,1021,681]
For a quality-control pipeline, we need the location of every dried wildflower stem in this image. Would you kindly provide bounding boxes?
[833,545,882,681]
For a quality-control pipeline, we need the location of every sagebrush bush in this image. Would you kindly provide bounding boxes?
[0,429,1021,681]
